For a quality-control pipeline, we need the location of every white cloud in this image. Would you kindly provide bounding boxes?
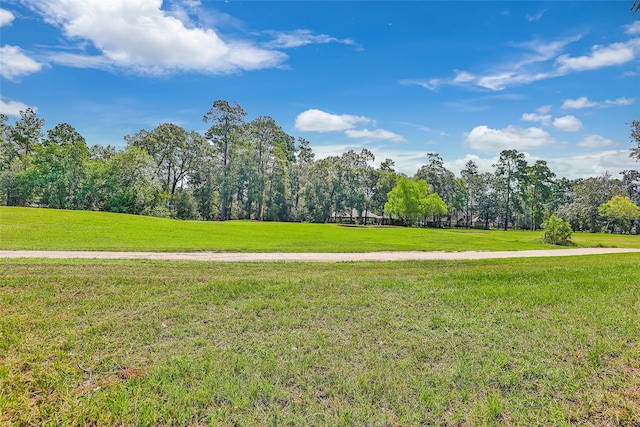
[605,97,634,106]
[444,153,498,176]
[576,135,616,148]
[624,21,640,35]
[556,38,640,72]
[536,105,552,114]
[0,8,14,26]
[345,128,405,142]
[406,36,579,91]
[561,96,598,110]
[546,150,638,179]
[0,98,36,116]
[0,45,43,79]
[264,30,356,49]
[409,34,640,92]
[521,112,551,126]
[553,115,582,132]
[526,9,547,22]
[294,109,370,132]
[464,125,556,152]
[23,0,287,75]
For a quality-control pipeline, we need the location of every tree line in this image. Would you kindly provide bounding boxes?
[1,102,639,233]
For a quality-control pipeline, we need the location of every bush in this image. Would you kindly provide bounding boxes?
[542,214,573,246]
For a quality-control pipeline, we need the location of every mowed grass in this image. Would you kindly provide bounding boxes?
[1,255,639,425]
[1,207,639,252]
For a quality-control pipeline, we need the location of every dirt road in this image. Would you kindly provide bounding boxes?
[1,248,639,262]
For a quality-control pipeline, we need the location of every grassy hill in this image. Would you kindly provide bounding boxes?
[1,206,639,252]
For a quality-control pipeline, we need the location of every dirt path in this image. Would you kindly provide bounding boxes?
[1,248,639,262]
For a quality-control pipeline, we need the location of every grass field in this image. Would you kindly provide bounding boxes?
[1,255,639,426]
[1,207,639,252]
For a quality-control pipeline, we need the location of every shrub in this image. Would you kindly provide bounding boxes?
[542,214,573,246]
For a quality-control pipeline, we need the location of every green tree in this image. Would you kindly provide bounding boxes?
[423,192,448,225]
[493,149,527,230]
[126,123,205,202]
[542,214,573,246]
[415,152,456,215]
[28,123,90,209]
[384,177,430,226]
[203,100,247,220]
[289,137,315,220]
[101,146,165,215]
[557,174,626,232]
[526,160,556,230]
[302,156,341,222]
[476,172,501,230]
[372,159,398,217]
[630,119,640,160]
[620,170,640,204]
[598,195,640,233]
[9,108,44,158]
[247,116,295,221]
[460,160,480,227]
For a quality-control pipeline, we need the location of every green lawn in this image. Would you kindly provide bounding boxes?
[1,207,639,252]
[1,255,639,425]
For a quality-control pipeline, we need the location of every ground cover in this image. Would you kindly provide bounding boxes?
[1,207,639,252]
[1,254,639,425]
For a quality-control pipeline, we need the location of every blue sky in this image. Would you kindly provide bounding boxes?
[1,0,639,178]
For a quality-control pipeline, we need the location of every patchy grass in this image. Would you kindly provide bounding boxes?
[1,207,639,252]
[1,254,639,425]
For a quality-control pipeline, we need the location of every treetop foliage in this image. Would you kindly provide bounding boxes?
[1,104,639,233]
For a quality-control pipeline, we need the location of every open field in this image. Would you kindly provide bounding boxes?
[1,207,639,252]
[1,255,639,425]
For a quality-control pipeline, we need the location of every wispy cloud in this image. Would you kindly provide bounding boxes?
[263,30,357,49]
[576,134,616,148]
[0,45,43,80]
[521,112,551,126]
[556,39,640,73]
[345,128,405,143]
[562,96,634,109]
[526,9,547,22]
[406,31,640,92]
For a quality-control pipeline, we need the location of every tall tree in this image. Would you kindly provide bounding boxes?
[203,100,247,220]
[620,169,640,204]
[415,152,456,214]
[476,172,501,230]
[126,123,205,202]
[526,160,556,230]
[28,123,90,209]
[9,108,44,159]
[493,149,527,230]
[630,119,640,160]
[247,116,295,221]
[289,137,315,220]
[372,159,398,217]
[460,160,480,227]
